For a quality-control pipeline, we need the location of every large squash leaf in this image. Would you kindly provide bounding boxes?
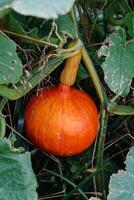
[107,146,134,200]
[0,32,22,84]
[98,27,134,97]
[0,138,38,200]
[12,0,75,19]
[0,0,75,19]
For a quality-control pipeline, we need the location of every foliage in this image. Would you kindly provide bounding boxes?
[91,147,134,200]
[0,138,37,200]
[0,0,134,200]
[108,146,134,200]
[98,27,134,97]
[0,0,75,18]
[0,32,22,84]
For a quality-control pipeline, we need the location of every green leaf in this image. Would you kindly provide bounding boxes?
[0,32,23,84]
[4,13,38,37]
[108,147,134,200]
[125,12,134,37]
[77,63,89,82]
[98,27,134,97]
[11,0,75,19]
[56,14,76,39]
[3,13,27,35]
[0,138,38,200]
[108,103,134,115]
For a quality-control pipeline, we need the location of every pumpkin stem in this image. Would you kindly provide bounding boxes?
[60,50,82,86]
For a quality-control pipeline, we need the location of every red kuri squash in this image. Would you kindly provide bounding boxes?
[24,50,99,156]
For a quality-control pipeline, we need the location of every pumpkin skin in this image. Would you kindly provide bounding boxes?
[24,83,99,156]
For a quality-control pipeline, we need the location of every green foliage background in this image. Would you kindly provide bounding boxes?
[0,0,134,199]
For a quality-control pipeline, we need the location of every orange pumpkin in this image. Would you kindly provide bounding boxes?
[24,51,99,156]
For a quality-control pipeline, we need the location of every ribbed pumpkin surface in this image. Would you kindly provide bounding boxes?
[24,83,99,156]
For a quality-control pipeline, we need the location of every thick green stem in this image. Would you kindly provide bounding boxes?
[108,103,134,115]
[81,46,107,106]
[81,45,107,197]
[96,108,107,198]
[0,111,5,139]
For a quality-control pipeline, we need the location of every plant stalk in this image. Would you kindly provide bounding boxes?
[96,107,107,199]
[0,29,58,48]
[81,45,108,198]
[60,51,82,86]
[81,46,107,106]
[108,103,134,115]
